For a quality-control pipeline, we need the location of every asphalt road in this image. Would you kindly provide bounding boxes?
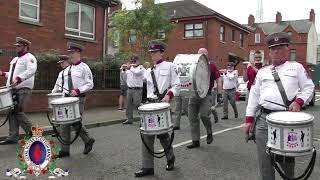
[0,100,320,180]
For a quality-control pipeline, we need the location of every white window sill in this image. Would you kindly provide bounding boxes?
[65,35,97,43]
[18,19,43,27]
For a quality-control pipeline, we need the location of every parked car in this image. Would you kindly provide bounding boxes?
[237,76,248,100]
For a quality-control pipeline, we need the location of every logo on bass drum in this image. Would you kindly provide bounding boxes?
[287,130,299,148]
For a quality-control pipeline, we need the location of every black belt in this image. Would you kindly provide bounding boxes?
[128,87,142,90]
[260,107,281,114]
[147,98,159,103]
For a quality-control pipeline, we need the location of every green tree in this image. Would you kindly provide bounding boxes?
[109,0,174,61]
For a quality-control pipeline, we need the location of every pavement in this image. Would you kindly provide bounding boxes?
[0,106,140,141]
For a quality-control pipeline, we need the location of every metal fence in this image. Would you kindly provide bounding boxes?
[34,62,120,90]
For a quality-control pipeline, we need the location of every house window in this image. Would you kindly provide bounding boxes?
[255,33,260,43]
[240,32,244,47]
[231,30,235,41]
[290,49,296,61]
[184,23,203,38]
[288,31,292,36]
[158,30,165,40]
[220,26,225,42]
[65,1,95,40]
[19,0,40,22]
[128,30,136,44]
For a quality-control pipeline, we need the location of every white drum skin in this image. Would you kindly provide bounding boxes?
[0,88,14,111]
[173,54,210,98]
[138,103,173,135]
[50,97,81,124]
[47,93,64,109]
[266,111,314,157]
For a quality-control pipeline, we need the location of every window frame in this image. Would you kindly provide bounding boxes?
[184,23,203,38]
[240,32,244,48]
[65,0,96,40]
[19,0,40,22]
[290,49,296,61]
[255,33,260,43]
[231,29,235,42]
[220,25,225,42]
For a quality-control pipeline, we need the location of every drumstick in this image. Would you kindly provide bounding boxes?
[55,84,71,92]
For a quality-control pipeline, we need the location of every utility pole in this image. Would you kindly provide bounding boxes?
[256,0,264,23]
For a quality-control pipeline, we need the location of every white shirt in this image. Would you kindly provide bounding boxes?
[51,69,66,93]
[222,70,238,89]
[144,61,180,99]
[126,65,145,88]
[246,61,315,116]
[60,62,94,94]
[4,53,37,89]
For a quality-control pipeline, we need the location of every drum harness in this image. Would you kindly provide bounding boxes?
[249,66,317,180]
[139,69,175,158]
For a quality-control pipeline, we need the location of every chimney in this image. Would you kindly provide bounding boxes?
[248,14,255,26]
[309,9,315,23]
[276,12,282,23]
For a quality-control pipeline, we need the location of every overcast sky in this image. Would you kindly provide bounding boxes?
[121,0,320,43]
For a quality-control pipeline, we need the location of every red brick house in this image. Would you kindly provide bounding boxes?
[246,9,318,70]
[162,0,252,71]
[0,0,120,112]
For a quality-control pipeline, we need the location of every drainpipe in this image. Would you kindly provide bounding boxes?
[103,8,107,59]
[204,16,208,50]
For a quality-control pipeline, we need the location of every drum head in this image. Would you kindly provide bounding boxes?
[193,54,210,98]
[267,111,314,125]
[138,102,170,111]
[51,97,79,105]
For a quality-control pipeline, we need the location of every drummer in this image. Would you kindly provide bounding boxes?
[134,40,180,177]
[186,48,222,149]
[0,37,37,145]
[51,55,70,93]
[244,32,314,180]
[57,42,95,158]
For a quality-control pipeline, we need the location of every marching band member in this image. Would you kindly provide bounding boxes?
[57,42,95,158]
[122,54,145,124]
[52,55,70,93]
[134,40,180,177]
[221,62,239,119]
[244,32,314,180]
[186,48,222,149]
[0,37,37,145]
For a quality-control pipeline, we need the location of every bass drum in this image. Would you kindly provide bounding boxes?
[173,54,210,98]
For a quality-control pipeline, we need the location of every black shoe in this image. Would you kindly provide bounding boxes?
[0,139,18,145]
[221,116,228,120]
[173,126,180,130]
[57,151,70,158]
[207,134,213,144]
[122,120,133,125]
[84,138,95,154]
[187,141,200,149]
[166,156,175,171]
[235,113,238,118]
[134,168,154,177]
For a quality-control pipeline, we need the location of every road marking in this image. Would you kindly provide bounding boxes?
[314,138,320,142]
[158,124,244,152]
[315,98,320,102]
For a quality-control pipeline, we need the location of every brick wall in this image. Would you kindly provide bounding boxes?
[25,90,120,112]
[0,0,107,63]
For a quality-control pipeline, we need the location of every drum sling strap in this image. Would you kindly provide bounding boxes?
[268,67,317,180]
[150,68,167,100]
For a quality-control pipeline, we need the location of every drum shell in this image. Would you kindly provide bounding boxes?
[266,112,314,157]
[139,106,172,135]
[47,93,64,109]
[51,98,81,125]
[173,54,210,98]
[0,88,13,111]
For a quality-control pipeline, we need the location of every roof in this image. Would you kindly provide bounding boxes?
[245,19,312,35]
[161,0,252,33]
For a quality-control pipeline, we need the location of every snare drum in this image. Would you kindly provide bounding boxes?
[266,111,314,157]
[47,93,64,109]
[173,54,210,98]
[138,103,172,135]
[50,97,81,125]
[0,88,13,111]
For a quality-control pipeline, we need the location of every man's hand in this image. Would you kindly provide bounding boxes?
[288,101,301,112]
[161,95,170,103]
[70,90,78,97]
[11,79,18,87]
